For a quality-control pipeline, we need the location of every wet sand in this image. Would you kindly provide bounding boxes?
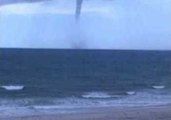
[1,105,171,120]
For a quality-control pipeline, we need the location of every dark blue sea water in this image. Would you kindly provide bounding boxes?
[0,49,171,115]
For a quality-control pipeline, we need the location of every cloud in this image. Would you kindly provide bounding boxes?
[0,2,73,15]
[0,0,116,17]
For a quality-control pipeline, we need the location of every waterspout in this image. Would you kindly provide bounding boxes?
[75,0,83,20]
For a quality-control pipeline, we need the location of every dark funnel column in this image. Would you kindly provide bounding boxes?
[75,0,83,20]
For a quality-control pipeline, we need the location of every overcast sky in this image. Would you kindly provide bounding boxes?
[0,0,170,50]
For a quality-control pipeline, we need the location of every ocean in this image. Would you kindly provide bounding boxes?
[0,48,171,116]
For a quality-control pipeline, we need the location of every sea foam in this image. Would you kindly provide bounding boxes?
[126,91,136,95]
[152,85,165,89]
[0,85,24,91]
[82,92,112,99]
[0,91,171,117]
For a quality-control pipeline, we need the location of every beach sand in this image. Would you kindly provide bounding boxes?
[1,105,171,120]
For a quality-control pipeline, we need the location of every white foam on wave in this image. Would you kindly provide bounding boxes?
[33,105,59,109]
[82,92,112,99]
[0,85,24,91]
[126,91,136,95]
[152,85,165,89]
[0,91,171,117]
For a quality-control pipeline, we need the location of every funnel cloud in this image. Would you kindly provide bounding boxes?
[75,0,83,20]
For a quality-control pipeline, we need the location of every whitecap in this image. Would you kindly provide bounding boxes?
[126,91,136,95]
[33,105,60,109]
[1,85,24,91]
[82,92,112,99]
[152,85,165,89]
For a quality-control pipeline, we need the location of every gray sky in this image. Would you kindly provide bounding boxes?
[0,0,170,50]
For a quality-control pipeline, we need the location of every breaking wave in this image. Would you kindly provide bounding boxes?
[0,85,24,91]
[0,90,171,117]
[152,85,165,89]
[82,92,112,99]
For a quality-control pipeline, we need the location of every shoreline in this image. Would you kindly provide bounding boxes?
[1,105,171,120]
